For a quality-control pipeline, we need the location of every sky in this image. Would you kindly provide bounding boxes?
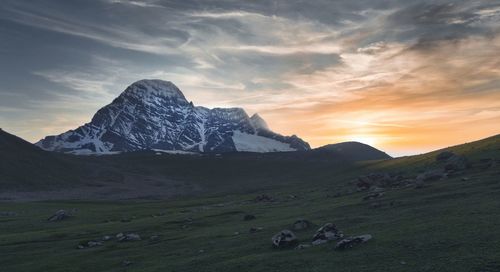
[0,0,499,156]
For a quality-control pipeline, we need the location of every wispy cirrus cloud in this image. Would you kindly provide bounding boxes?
[0,0,499,155]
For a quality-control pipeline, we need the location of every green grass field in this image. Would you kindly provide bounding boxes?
[1,135,499,272]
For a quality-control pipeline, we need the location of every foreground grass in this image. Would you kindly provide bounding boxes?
[1,163,499,271]
[1,135,499,271]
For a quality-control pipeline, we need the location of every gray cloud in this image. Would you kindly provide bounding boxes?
[0,0,498,147]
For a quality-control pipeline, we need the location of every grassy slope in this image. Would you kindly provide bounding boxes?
[0,135,499,272]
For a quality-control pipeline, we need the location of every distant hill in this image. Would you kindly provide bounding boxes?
[2,127,498,200]
[314,142,391,161]
[0,128,83,189]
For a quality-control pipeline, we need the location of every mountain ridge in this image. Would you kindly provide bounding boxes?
[35,79,310,154]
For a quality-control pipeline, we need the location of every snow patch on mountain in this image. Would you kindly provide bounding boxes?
[232,131,294,152]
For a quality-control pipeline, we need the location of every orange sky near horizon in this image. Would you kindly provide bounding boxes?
[1,2,499,157]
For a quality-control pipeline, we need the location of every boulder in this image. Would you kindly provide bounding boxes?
[362,192,384,201]
[444,155,469,172]
[77,240,103,249]
[312,223,343,245]
[292,219,313,231]
[356,173,396,190]
[254,194,275,202]
[272,229,298,248]
[116,233,141,242]
[48,210,70,222]
[417,169,445,182]
[295,244,311,250]
[249,227,263,233]
[335,234,372,250]
[415,179,425,189]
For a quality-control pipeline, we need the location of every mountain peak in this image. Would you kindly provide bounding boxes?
[36,79,310,154]
[121,79,187,101]
[250,113,269,130]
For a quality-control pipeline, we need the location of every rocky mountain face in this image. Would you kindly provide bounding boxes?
[36,80,310,154]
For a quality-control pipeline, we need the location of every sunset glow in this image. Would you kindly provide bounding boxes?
[0,1,499,156]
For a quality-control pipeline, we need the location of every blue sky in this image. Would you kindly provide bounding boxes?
[1,0,499,156]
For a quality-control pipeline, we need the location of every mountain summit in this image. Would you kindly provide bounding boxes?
[36,79,310,154]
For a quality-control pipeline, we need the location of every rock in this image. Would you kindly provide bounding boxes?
[461,177,470,181]
[272,229,298,248]
[312,223,343,245]
[117,233,141,242]
[102,235,112,241]
[436,151,455,161]
[444,155,469,172]
[417,169,445,182]
[249,227,263,233]
[356,173,397,190]
[254,194,274,202]
[334,234,372,250]
[149,235,160,242]
[122,260,133,267]
[370,202,381,208]
[48,210,70,222]
[292,219,313,231]
[295,244,311,250]
[362,192,384,201]
[234,231,240,235]
[87,241,103,247]
[77,240,103,249]
[415,179,425,189]
[243,214,256,221]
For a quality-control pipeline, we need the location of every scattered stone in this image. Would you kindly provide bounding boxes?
[288,194,298,199]
[417,169,445,182]
[199,249,205,253]
[116,233,141,242]
[461,177,470,181]
[48,210,70,222]
[400,261,407,265]
[356,173,398,190]
[149,235,160,242]
[122,260,133,267]
[102,235,112,241]
[243,214,256,221]
[334,234,372,250]
[362,192,384,201]
[415,179,425,189]
[249,227,263,233]
[444,155,469,172]
[292,219,313,231]
[312,223,343,245]
[254,194,274,202]
[295,244,311,250]
[234,231,240,235]
[77,240,103,249]
[272,229,298,248]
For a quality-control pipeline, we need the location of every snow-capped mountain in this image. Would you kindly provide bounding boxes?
[36,79,310,154]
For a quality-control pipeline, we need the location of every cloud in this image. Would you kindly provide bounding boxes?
[0,0,499,155]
